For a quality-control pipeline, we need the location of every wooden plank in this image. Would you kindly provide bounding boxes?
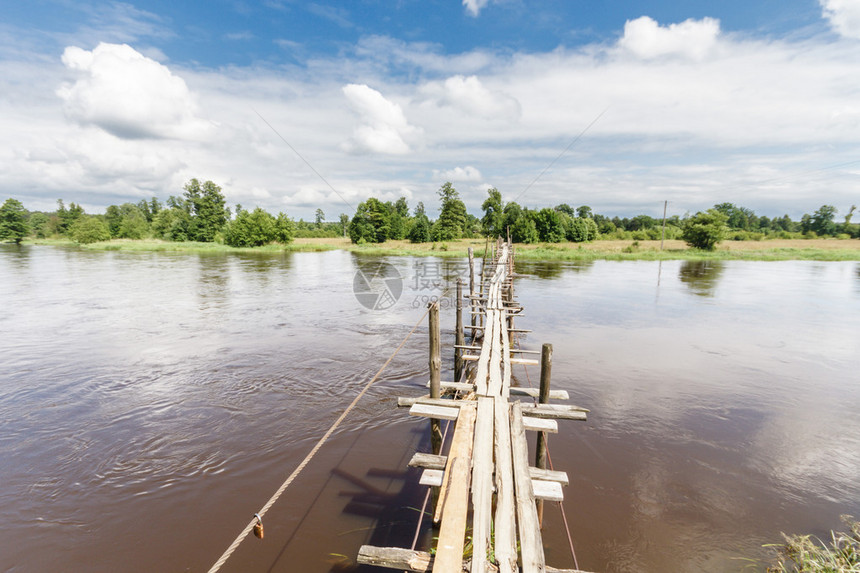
[408,452,446,470]
[425,381,476,392]
[357,546,432,571]
[521,403,589,421]
[510,387,570,400]
[522,416,558,433]
[409,403,460,421]
[532,479,564,502]
[493,399,517,573]
[432,457,471,572]
[419,469,443,487]
[470,397,495,572]
[529,467,569,485]
[434,403,476,523]
[511,402,546,572]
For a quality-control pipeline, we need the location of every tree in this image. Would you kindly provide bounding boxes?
[394,197,410,218]
[481,188,505,237]
[534,208,565,242]
[348,198,391,243]
[69,216,110,244]
[408,213,432,243]
[0,198,29,244]
[576,205,593,219]
[55,199,84,235]
[224,207,276,247]
[811,205,837,236]
[183,179,229,242]
[274,212,295,243]
[314,208,325,228]
[339,213,349,237]
[554,203,575,217]
[682,209,728,250]
[434,182,466,241]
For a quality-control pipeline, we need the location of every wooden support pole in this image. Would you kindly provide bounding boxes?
[535,343,552,527]
[455,280,464,382]
[468,247,476,328]
[428,301,443,518]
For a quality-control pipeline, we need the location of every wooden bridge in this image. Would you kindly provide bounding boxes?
[357,240,590,573]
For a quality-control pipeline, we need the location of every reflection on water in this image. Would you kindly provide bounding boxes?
[515,259,595,279]
[678,260,725,297]
[0,247,858,573]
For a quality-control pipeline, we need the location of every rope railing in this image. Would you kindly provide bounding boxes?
[206,306,431,573]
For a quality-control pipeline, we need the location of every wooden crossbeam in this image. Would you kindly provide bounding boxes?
[511,402,546,572]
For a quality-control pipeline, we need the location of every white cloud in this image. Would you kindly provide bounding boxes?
[463,0,490,17]
[57,42,213,140]
[434,166,483,182]
[619,16,721,60]
[820,0,860,39]
[341,83,420,155]
[422,75,520,119]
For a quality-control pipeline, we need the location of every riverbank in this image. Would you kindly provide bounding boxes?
[23,237,860,261]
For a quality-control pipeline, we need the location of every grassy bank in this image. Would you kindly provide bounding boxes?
[22,237,860,261]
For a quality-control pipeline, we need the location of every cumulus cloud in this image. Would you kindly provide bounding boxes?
[423,75,520,119]
[434,166,483,182]
[57,42,212,140]
[820,0,860,39]
[618,16,721,60]
[463,0,490,17]
[341,83,420,155]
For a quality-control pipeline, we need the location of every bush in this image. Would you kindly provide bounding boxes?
[70,217,111,244]
[682,210,728,250]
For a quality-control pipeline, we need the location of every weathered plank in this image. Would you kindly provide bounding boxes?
[493,399,517,573]
[532,479,564,502]
[357,546,432,571]
[521,403,589,420]
[409,403,460,421]
[408,452,446,470]
[522,416,558,433]
[434,403,476,523]
[430,404,476,571]
[509,387,570,400]
[511,402,546,573]
[419,469,443,487]
[470,397,495,572]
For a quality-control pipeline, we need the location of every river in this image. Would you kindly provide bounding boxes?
[0,245,858,572]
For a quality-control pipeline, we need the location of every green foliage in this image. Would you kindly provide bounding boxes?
[314,208,325,227]
[28,212,50,238]
[106,203,150,239]
[274,212,295,243]
[564,216,599,242]
[766,516,860,572]
[481,188,505,237]
[682,209,728,250]
[224,207,276,247]
[152,208,192,241]
[0,198,29,244]
[69,216,111,244]
[183,179,229,242]
[349,198,391,243]
[434,182,467,240]
[408,213,432,243]
[55,199,84,235]
[811,204,838,236]
[534,208,565,242]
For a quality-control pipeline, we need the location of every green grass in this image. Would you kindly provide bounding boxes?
[21,237,860,261]
[763,516,860,572]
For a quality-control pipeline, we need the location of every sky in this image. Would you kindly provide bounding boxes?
[1,0,859,221]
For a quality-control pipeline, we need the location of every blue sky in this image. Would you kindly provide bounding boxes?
[1,0,858,220]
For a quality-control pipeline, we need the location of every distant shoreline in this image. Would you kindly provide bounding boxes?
[21,237,860,261]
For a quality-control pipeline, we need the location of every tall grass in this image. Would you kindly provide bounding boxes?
[766,516,860,572]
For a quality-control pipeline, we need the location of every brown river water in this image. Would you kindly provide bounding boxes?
[0,245,858,572]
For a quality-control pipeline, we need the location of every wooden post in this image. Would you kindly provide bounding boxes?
[429,302,442,456]
[468,248,475,328]
[661,200,668,251]
[454,280,464,382]
[535,343,552,527]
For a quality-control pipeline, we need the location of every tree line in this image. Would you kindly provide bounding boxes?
[1,179,857,250]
